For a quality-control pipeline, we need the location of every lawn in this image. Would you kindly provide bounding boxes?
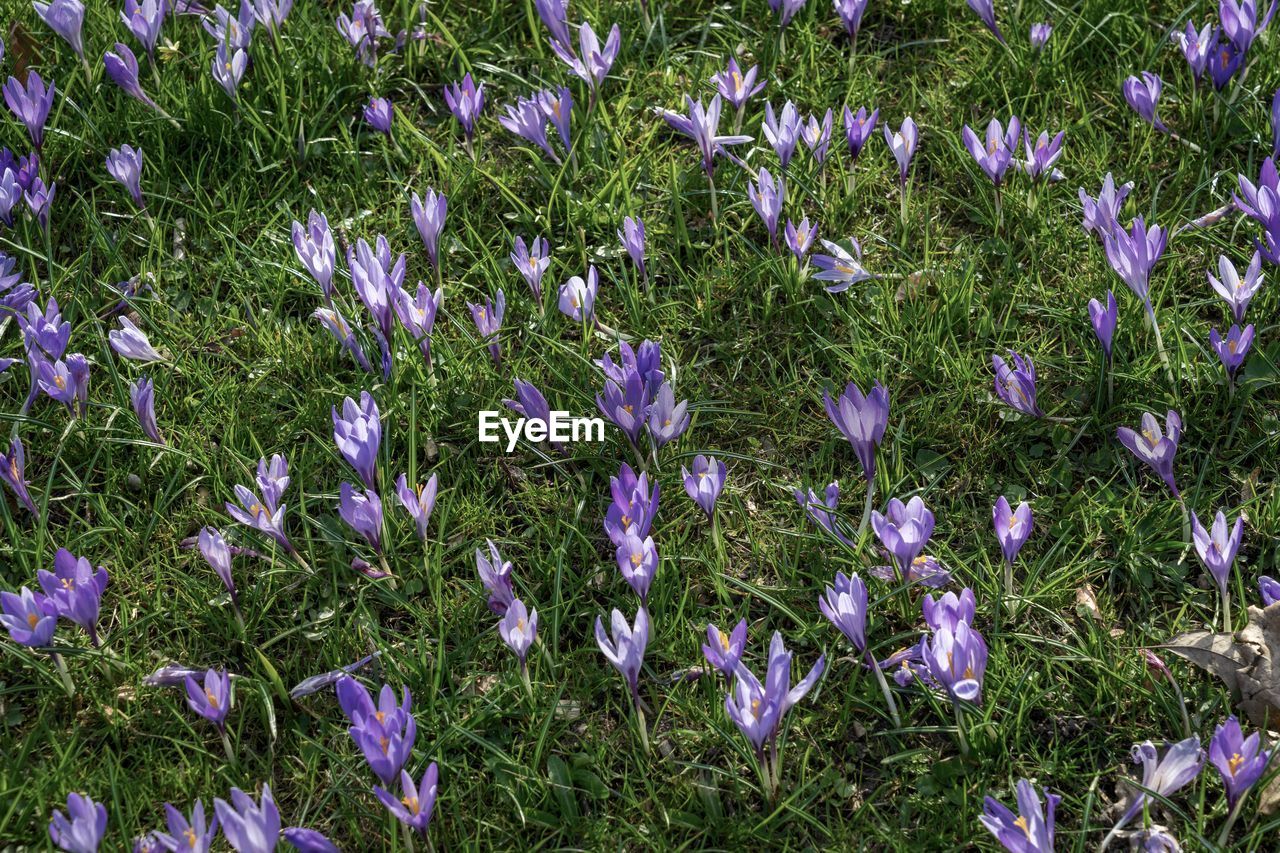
[2,0,1280,849]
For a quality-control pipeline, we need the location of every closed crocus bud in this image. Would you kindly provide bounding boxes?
[104,43,161,111]
[618,216,646,278]
[363,96,394,134]
[681,454,726,518]
[109,316,164,362]
[3,72,55,150]
[130,376,164,444]
[1087,291,1118,360]
[558,267,598,322]
[395,473,438,541]
[1190,509,1244,600]
[883,116,919,184]
[106,144,144,208]
[818,571,868,651]
[338,482,384,552]
[34,0,87,59]
[992,350,1041,417]
[1123,72,1167,131]
[992,496,1032,567]
[214,786,282,853]
[410,188,447,271]
[332,391,381,490]
[965,0,1005,43]
[1029,22,1053,50]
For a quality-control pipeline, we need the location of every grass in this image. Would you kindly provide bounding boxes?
[2,0,1280,848]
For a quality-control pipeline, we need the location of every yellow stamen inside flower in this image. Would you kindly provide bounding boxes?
[1014,816,1030,837]
[1228,753,1245,775]
[718,630,730,652]
[379,736,390,754]
[1228,340,1238,354]
[54,375,67,390]
[205,689,220,709]
[629,552,642,567]
[517,618,526,631]
[248,503,263,517]
[1142,428,1160,447]
[62,578,75,590]
[835,263,855,274]
[401,795,420,814]
[27,613,39,628]
[623,404,633,414]
[9,458,18,481]
[375,711,386,724]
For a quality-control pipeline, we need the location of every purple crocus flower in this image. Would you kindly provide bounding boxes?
[1260,575,1280,605]
[1191,509,1245,601]
[884,117,919,184]
[205,0,256,51]
[1,586,56,647]
[500,95,559,163]
[153,801,217,853]
[106,145,144,208]
[659,94,752,177]
[256,453,290,511]
[769,0,808,27]
[647,382,690,448]
[1175,21,1215,80]
[1021,129,1065,181]
[336,0,390,66]
[539,86,573,151]
[871,496,934,574]
[616,532,658,602]
[1,436,40,516]
[596,365,650,446]
[1088,291,1118,360]
[226,474,297,557]
[395,473,438,541]
[763,100,801,169]
[467,289,505,365]
[198,525,237,606]
[332,391,381,490]
[1210,324,1255,377]
[710,58,765,110]
[1103,217,1167,315]
[1029,22,1053,50]
[551,21,620,93]
[314,307,373,372]
[443,73,485,142]
[800,109,834,165]
[4,72,55,150]
[252,0,293,35]
[595,605,649,704]
[34,0,86,59]
[348,697,416,785]
[49,793,108,853]
[1116,410,1182,497]
[504,378,562,449]
[965,0,1005,42]
[211,44,248,101]
[373,765,438,836]
[834,0,870,40]
[920,618,989,702]
[0,171,23,228]
[682,455,726,518]
[39,548,108,646]
[1123,72,1167,132]
[394,281,442,365]
[1209,716,1272,809]
[748,166,785,245]
[364,96,394,134]
[604,462,660,545]
[338,482,384,552]
[724,632,825,761]
[923,588,976,632]
[410,188,447,271]
[335,677,409,728]
[992,350,1041,417]
[534,0,573,55]
[292,210,335,299]
[823,380,888,481]
[702,619,747,675]
[109,317,163,362]
[185,668,232,731]
[842,106,879,160]
[476,539,514,615]
[511,236,551,301]
[121,0,165,60]
[283,827,338,853]
[0,251,34,310]
[981,780,1058,853]
[1220,0,1264,51]
[812,238,871,293]
[784,216,816,260]
[1272,87,1280,157]
[214,786,281,853]
[819,570,868,650]
[130,376,163,444]
[619,217,646,279]
[143,664,204,687]
[1207,41,1244,91]
[1118,738,1205,827]
[558,267,598,322]
[795,481,854,548]
[962,116,1020,186]
[1079,173,1133,239]
[499,597,537,667]
[1207,253,1263,324]
[25,177,55,232]
[992,496,1032,567]
[105,43,160,111]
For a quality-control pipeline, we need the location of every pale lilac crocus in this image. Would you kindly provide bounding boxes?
[992,496,1032,568]
[884,117,919,185]
[185,668,232,731]
[659,94,752,178]
[211,44,248,101]
[511,236,551,301]
[748,166,784,245]
[25,177,55,232]
[992,350,1041,417]
[1116,410,1182,498]
[503,378,562,450]
[338,482,384,553]
[35,0,86,60]
[104,145,144,208]
[1,586,56,647]
[313,307,373,373]
[130,376,163,444]
[595,605,650,710]
[49,792,108,853]
[702,619,746,675]
[763,101,801,169]
[834,0,869,42]
[154,801,218,853]
[1088,291,1118,360]
[205,0,256,51]
[252,0,293,35]
[1123,72,1167,132]
[871,496,935,575]
[104,43,161,112]
[109,317,164,362]
[551,21,620,95]
[539,86,573,151]
[818,570,868,651]
[812,238,871,293]
[1176,21,1214,80]
[1191,509,1244,624]
[1079,173,1133,240]
[500,95,559,163]
[1210,716,1273,811]
[801,109,834,166]
[710,58,764,110]
[795,481,854,548]
[961,117,1020,186]
[769,0,808,28]
[648,382,690,448]
[292,210,335,300]
[1116,738,1205,828]
[122,0,165,60]
[394,281,443,367]
[499,597,537,669]
[1029,22,1053,51]
[616,532,658,602]
[4,72,55,150]
[443,73,484,145]
[214,785,282,853]
[784,216,816,260]
[476,539,514,615]
[843,106,878,161]
[920,618,989,703]
[332,391,381,490]
[1,436,40,516]
[1103,217,1167,316]
[981,780,1058,853]
[1021,129,1065,181]
[823,380,888,482]
[364,96,393,134]
[39,548,108,646]
[198,525,238,609]
[681,455,726,518]
[558,267,598,322]
[1210,324,1255,378]
[966,0,1005,43]
[395,473,438,541]
[467,290,505,365]
[1207,252,1264,324]
[1260,576,1280,606]
[410,188,447,272]
[373,765,438,837]
[619,216,646,280]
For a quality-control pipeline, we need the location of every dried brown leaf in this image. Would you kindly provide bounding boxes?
[1163,603,1280,728]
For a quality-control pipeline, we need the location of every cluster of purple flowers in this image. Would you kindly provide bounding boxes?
[594,339,690,453]
[2,547,108,650]
[1172,0,1275,92]
[477,540,539,678]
